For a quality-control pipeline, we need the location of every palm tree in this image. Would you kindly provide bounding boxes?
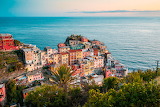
[51,64,75,91]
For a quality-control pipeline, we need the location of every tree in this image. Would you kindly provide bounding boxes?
[6,80,18,105]
[84,82,160,107]
[138,69,157,82]
[25,85,68,107]
[14,40,23,46]
[6,80,26,105]
[51,64,75,91]
[102,77,119,92]
[123,72,143,83]
[68,87,87,107]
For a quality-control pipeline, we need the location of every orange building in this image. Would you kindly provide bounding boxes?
[0,34,19,51]
[93,48,99,56]
[69,49,83,65]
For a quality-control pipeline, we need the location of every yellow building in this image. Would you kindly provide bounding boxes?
[76,50,83,60]
[80,58,94,75]
[60,52,69,65]
[53,53,61,64]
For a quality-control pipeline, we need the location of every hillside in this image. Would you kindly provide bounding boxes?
[0,51,25,81]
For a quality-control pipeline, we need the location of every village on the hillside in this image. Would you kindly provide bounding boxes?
[0,34,128,106]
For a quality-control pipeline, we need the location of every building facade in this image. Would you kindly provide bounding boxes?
[0,34,18,51]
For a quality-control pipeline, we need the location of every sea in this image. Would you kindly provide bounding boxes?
[0,17,160,71]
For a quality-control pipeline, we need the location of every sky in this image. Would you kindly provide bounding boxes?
[0,0,160,17]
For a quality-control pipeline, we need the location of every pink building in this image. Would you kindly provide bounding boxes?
[91,40,103,45]
[115,63,125,70]
[82,50,91,58]
[105,69,115,78]
[94,56,104,68]
[27,71,44,83]
[0,84,6,106]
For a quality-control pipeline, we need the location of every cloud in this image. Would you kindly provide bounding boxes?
[67,10,160,14]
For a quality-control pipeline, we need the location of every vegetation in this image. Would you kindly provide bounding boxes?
[84,81,160,107]
[51,64,75,91]
[14,40,23,46]
[65,34,83,45]
[25,85,68,107]
[23,68,160,107]
[0,51,24,72]
[6,80,26,106]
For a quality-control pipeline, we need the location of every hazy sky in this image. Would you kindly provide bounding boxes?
[1,0,160,17]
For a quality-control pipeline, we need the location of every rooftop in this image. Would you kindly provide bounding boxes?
[60,52,68,55]
[0,84,4,88]
[0,33,12,36]
[69,49,82,52]
[26,70,43,76]
[22,48,32,52]
[45,46,52,49]
[59,46,70,48]
[23,86,38,93]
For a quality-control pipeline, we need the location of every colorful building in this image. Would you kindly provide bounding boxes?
[70,44,85,50]
[53,53,61,64]
[22,86,38,99]
[69,49,83,65]
[69,40,80,46]
[0,34,19,51]
[93,56,104,68]
[26,71,44,83]
[57,43,66,48]
[91,40,104,45]
[82,49,91,58]
[0,84,6,106]
[22,44,42,71]
[58,46,70,53]
[79,58,94,75]
[60,52,69,65]
[81,37,88,42]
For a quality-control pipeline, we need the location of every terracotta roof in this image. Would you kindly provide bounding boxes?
[69,49,82,53]
[60,52,68,55]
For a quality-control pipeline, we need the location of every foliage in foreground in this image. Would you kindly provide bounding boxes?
[23,69,160,107]
[6,80,26,105]
[51,64,74,91]
[84,82,160,107]
[25,85,86,107]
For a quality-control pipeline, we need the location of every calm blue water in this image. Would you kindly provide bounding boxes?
[0,17,160,71]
